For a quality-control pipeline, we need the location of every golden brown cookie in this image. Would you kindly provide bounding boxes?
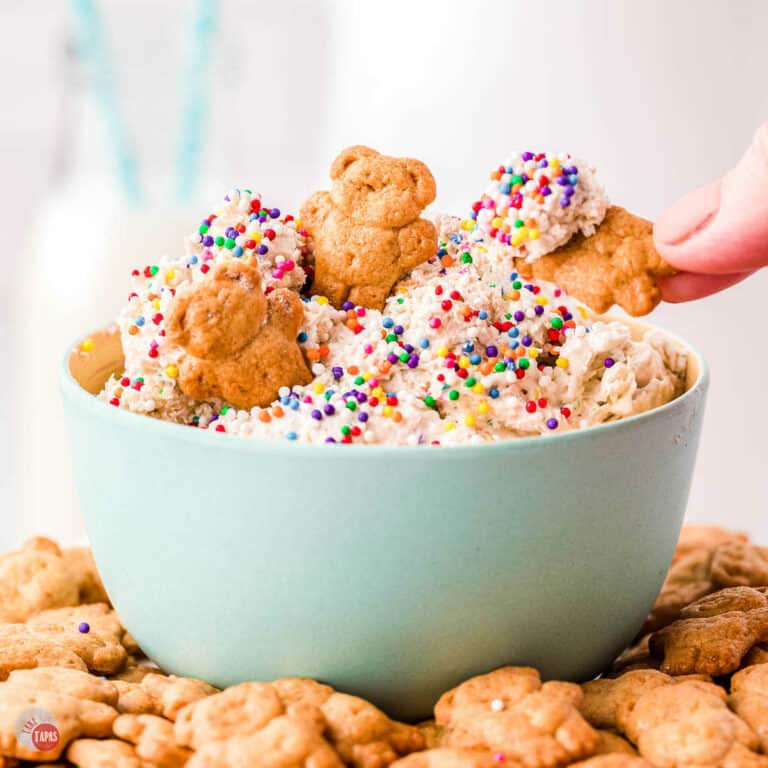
[301,145,437,310]
[114,673,218,720]
[0,538,80,623]
[580,671,673,731]
[6,667,118,706]
[672,526,749,564]
[514,206,675,316]
[391,748,512,768]
[27,602,126,648]
[434,667,598,768]
[711,542,768,588]
[186,714,344,768]
[606,636,659,676]
[114,713,193,767]
[569,757,652,768]
[0,683,116,761]
[166,260,311,410]
[66,737,143,768]
[61,546,110,605]
[417,720,446,750]
[729,664,768,753]
[743,645,768,669]
[649,587,768,676]
[593,731,637,756]
[617,680,766,768]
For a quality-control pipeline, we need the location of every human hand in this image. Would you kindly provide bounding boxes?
[655,123,768,302]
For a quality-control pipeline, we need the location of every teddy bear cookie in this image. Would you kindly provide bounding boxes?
[300,145,438,310]
[166,260,312,411]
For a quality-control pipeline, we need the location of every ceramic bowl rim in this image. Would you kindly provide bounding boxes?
[61,321,709,460]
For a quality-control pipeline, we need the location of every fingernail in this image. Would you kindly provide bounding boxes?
[654,181,721,246]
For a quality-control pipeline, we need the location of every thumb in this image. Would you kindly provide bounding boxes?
[654,123,768,275]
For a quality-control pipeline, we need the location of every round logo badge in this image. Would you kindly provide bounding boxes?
[15,707,60,752]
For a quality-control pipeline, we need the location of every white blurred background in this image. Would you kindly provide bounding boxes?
[1,0,767,550]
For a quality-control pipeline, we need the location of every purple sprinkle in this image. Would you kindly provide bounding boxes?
[546,418,559,430]
[209,415,219,422]
[521,335,532,347]
[332,366,343,380]
[522,151,534,161]
[203,236,214,247]
[269,208,280,218]
[311,409,322,420]
[323,404,335,415]
[358,412,369,422]
[563,312,572,321]
[514,310,525,322]
[520,173,529,183]
[539,159,548,168]
[387,353,398,364]
[342,301,354,311]
[78,622,90,634]
[325,437,336,444]
[486,345,498,357]
[403,343,414,353]
[604,357,615,368]
[557,176,570,186]
[356,392,367,403]
[540,185,552,196]
[534,305,544,316]
[525,284,534,291]
[560,198,571,208]
[407,356,419,369]
[225,227,237,238]
[394,325,404,335]
[257,244,269,255]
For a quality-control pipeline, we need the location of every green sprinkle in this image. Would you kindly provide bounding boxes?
[149,266,159,276]
[448,390,459,401]
[518,358,530,370]
[494,361,506,372]
[221,406,231,415]
[214,236,225,247]
[199,224,209,235]
[341,425,351,435]
[224,237,236,250]
[510,175,522,185]
[512,280,522,289]
[551,316,564,329]
[399,352,409,363]
[424,395,436,408]
[460,251,472,264]
[514,219,524,228]
[354,376,364,385]
[345,400,357,411]
[397,298,404,304]
[465,377,477,388]
[385,333,397,343]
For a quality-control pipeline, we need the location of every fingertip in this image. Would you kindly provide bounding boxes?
[660,271,754,304]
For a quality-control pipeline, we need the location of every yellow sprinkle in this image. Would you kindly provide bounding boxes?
[165,269,175,282]
[529,228,540,240]
[458,357,470,369]
[472,383,484,395]
[528,348,539,359]
[478,245,488,253]
[445,421,456,432]
[550,158,560,169]
[464,414,477,427]
[152,299,161,310]
[536,296,549,305]
[383,405,393,417]
[511,232,525,247]
[437,346,449,358]
[460,219,475,231]
[491,216,504,228]
[578,306,588,319]
[478,401,490,414]
[248,232,262,242]
[80,339,95,353]
[313,382,325,394]
[294,219,301,229]
[372,387,385,399]
[362,372,373,381]
[556,357,570,369]
[165,364,178,379]
[316,296,329,305]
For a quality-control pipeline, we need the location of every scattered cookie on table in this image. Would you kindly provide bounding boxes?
[66,737,143,768]
[301,145,438,310]
[113,712,193,767]
[166,259,312,410]
[649,586,768,676]
[729,663,768,753]
[61,545,110,605]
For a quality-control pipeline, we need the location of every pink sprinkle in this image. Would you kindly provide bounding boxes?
[357,307,366,317]
[554,289,562,297]
[150,341,159,349]
[429,317,442,329]
[368,377,379,388]
[483,198,495,209]
[303,396,313,403]
[493,754,506,763]
[363,345,373,355]
[202,250,214,261]
[283,260,295,271]
[272,269,284,279]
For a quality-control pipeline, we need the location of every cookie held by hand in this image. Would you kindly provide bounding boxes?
[515,207,675,316]
[166,260,312,410]
[301,145,438,310]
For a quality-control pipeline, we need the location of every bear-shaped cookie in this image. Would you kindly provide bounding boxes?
[300,145,438,310]
[166,260,312,410]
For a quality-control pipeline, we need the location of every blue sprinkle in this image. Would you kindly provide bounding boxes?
[510,272,518,281]
[489,387,500,399]
[189,256,198,265]
[290,400,300,411]
[463,342,475,353]
[382,317,394,329]
[501,184,511,195]
[280,396,291,406]
[233,246,243,257]
[470,354,481,365]
[508,327,520,338]
[478,310,488,320]
[419,338,430,349]
[510,341,520,350]
[297,331,308,343]
[286,431,297,441]
[135,317,145,326]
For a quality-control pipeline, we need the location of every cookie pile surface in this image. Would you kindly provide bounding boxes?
[2,526,768,767]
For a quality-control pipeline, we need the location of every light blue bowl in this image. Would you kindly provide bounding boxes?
[61,323,707,721]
